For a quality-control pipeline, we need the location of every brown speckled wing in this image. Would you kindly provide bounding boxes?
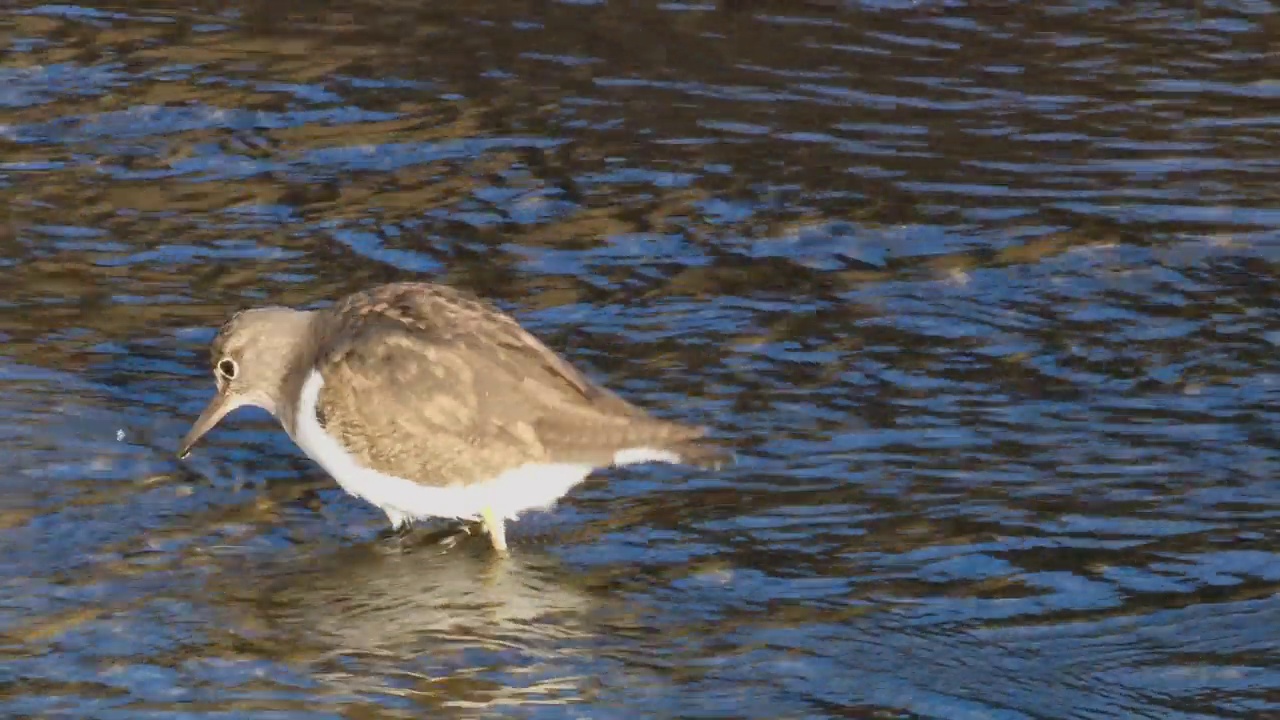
[310,283,705,486]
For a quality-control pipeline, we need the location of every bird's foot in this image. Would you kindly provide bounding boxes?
[376,519,470,554]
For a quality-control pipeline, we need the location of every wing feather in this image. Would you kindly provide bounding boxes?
[309,283,698,485]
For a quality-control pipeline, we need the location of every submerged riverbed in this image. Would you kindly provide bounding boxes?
[2,1,1279,717]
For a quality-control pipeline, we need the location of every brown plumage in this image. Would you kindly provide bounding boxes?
[310,283,724,484]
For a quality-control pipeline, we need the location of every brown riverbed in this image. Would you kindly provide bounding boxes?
[1,1,1278,718]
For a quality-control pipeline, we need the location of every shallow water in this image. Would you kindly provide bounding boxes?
[2,1,1279,717]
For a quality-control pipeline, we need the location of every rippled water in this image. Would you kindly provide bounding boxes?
[3,1,1279,717]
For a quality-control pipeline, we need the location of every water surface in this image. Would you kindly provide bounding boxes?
[2,1,1279,718]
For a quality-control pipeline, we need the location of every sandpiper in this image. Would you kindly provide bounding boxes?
[178,282,728,553]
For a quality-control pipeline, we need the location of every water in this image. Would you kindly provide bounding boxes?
[2,0,1279,717]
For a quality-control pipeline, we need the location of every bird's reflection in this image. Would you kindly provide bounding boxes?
[224,530,598,658]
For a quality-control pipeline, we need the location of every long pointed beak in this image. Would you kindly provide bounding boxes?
[178,390,243,459]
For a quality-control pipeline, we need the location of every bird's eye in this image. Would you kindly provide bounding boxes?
[216,358,238,380]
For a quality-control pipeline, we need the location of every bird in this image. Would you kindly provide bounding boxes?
[178,281,729,553]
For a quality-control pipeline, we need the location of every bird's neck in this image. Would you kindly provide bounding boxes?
[271,310,321,437]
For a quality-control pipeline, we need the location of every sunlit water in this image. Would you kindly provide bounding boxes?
[2,1,1279,718]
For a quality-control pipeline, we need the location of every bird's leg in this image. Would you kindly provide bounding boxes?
[480,506,509,554]
[384,508,412,533]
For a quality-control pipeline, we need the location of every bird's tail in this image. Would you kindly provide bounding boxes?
[661,437,736,470]
[537,415,734,469]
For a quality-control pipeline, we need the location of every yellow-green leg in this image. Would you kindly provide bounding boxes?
[480,507,508,554]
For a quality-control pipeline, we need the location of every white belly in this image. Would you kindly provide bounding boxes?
[292,370,601,525]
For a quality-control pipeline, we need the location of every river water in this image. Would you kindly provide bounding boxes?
[2,1,1278,718]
